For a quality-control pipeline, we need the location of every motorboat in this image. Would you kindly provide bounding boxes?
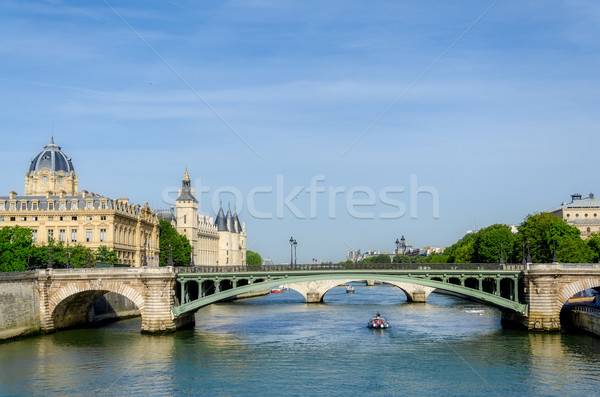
[270,285,289,294]
[368,313,389,329]
[346,285,355,293]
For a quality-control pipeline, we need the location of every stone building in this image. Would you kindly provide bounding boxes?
[157,169,246,267]
[0,139,160,266]
[550,193,600,238]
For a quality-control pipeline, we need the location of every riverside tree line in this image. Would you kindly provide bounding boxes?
[348,213,600,265]
[0,219,262,272]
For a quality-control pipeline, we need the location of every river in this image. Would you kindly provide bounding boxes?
[1,283,599,396]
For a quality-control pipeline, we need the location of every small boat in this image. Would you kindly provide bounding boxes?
[346,285,355,293]
[270,285,289,294]
[368,313,389,329]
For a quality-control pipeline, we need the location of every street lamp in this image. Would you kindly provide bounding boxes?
[400,235,406,255]
[395,238,400,255]
[289,236,294,265]
[47,243,52,269]
[293,239,298,265]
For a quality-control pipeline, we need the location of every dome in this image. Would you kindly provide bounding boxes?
[28,139,75,174]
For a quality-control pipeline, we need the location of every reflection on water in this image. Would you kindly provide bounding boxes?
[1,284,599,396]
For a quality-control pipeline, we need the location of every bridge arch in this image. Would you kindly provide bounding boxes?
[47,281,145,331]
[556,276,600,311]
[173,271,526,317]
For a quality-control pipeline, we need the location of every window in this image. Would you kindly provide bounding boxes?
[31,230,37,242]
[32,216,38,221]
[59,202,66,210]
[71,229,77,242]
[86,216,93,221]
[59,216,64,221]
[86,201,92,210]
[86,229,92,242]
[576,213,579,217]
[0,202,4,210]
[47,229,54,242]
[585,213,589,218]
[100,229,106,242]
[184,214,187,224]
[32,202,38,210]
[71,216,77,221]
[21,202,26,210]
[72,201,78,210]
[587,227,591,234]
[100,216,106,221]
[48,216,54,221]
[48,202,54,210]
[21,217,26,221]
[10,217,15,221]
[10,203,15,211]
[0,217,4,222]
[59,229,66,242]
[101,202,106,209]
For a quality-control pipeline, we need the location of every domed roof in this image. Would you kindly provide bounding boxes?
[28,139,75,174]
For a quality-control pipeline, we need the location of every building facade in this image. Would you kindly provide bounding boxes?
[0,140,160,267]
[550,193,600,238]
[157,170,246,267]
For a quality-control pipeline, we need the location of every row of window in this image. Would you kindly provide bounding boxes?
[0,201,108,211]
[566,212,598,218]
[0,215,107,222]
[37,228,107,243]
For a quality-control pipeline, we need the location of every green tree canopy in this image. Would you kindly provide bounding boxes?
[586,233,600,263]
[515,213,592,263]
[95,245,118,265]
[0,226,34,272]
[472,224,516,263]
[159,220,191,266]
[246,250,262,267]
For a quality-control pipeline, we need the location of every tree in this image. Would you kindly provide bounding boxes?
[0,226,34,272]
[472,224,516,263]
[444,232,476,263]
[246,250,262,267]
[159,220,191,266]
[95,245,118,265]
[365,254,391,264]
[515,213,590,263]
[587,233,600,263]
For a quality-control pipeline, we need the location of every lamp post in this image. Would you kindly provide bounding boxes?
[47,243,52,269]
[289,236,294,265]
[400,235,406,255]
[395,238,400,255]
[293,239,298,265]
[168,242,174,266]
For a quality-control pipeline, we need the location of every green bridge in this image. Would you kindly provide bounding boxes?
[173,263,527,317]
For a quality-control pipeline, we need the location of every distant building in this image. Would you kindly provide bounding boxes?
[157,169,246,267]
[0,139,160,267]
[550,193,600,238]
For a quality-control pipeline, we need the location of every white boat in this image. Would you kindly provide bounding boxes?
[367,313,389,329]
[346,285,355,293]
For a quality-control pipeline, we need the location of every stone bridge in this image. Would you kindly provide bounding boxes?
[1,263,600,339]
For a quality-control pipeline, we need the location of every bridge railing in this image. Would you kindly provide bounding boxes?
[174,263,526,273]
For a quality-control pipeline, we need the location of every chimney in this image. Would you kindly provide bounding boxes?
[572,193,582,202]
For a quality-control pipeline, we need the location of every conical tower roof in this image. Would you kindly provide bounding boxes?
[215,203,228,231]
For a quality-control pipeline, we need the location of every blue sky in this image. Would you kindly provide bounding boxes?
[1,0,599,263]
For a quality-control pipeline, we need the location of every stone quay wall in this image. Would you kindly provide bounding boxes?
[0,271,41,340]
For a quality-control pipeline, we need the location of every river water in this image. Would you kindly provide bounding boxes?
[1,284,600,396]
